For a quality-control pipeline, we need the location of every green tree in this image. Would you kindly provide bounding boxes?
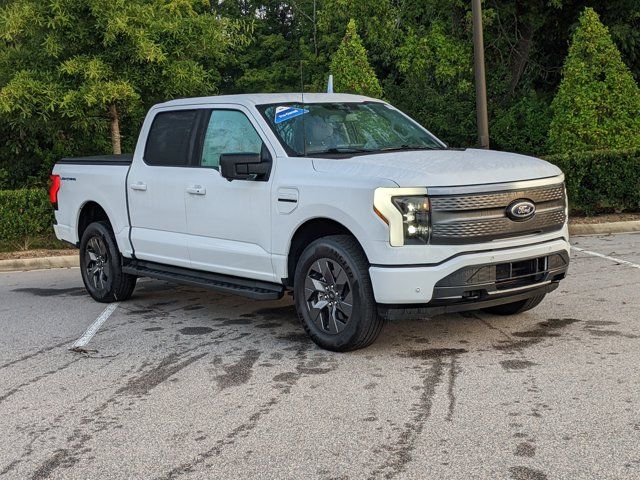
[329,19,382,98]
[548,7,640,153]
[390,17,475,147]
[0,0,247,160]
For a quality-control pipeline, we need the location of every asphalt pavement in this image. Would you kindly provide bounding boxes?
[0,233,639,480]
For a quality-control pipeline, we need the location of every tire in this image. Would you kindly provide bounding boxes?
[293,235,385,352]
[482,293,546,315]
[79,221,137,303]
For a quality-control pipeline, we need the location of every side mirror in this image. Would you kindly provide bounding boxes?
[220,145,272,181]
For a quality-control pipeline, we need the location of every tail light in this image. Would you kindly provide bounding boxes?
[49,174,61,210]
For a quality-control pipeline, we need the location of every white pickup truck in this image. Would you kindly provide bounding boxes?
[51,93,569,351]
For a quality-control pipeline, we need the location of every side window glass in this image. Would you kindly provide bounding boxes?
[201,110,263,168]
[145,110,199,166]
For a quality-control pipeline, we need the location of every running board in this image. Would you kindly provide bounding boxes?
[122,260,284,300]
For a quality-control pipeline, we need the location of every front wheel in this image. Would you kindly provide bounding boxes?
[482,293,546,315]
[293,235,385,352]
[79,221,137,303]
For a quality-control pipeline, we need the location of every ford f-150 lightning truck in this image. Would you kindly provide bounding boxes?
[51,93,569,351]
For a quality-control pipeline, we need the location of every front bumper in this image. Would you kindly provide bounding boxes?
[369,238,569,305]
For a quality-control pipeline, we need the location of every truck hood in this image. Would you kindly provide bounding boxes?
[311,148,562,187]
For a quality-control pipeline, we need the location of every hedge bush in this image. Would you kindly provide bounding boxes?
[0,188,54,243]
[546,148,640,215]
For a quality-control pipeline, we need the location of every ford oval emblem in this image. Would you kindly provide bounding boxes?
[506,199,536,221]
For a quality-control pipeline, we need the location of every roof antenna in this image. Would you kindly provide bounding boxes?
[300,60,307,157]
[327,74,334,93]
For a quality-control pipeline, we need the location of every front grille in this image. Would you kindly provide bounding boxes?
[429,183,566,244]
[432,251,569,300]
[430,184,565,211]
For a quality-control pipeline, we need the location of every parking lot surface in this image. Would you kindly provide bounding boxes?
[1,233,639,480]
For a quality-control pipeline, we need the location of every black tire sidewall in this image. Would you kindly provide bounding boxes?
[483,293,546,315]
[294,238,373,351]
[79,222,121,302]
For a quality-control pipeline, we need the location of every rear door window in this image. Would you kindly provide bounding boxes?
[145,110,200,166]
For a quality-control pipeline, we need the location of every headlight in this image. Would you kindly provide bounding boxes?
[373,187,430,246]
[392,195,430,245]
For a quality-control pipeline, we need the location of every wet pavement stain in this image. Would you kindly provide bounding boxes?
[255,322,283,329]
[368,357,445,479]
[178,327,214,336]
[183,305,205,311]
[273,371,301,388]
[0,339,72,371]
[501,360,537,371]
[215,350,261,390]
[509,465,547,480]
[149,300,178,308]
[143,327,163,332]
[12,287,85,297]
[221,318,252,326]
[513,318,580,338]
[157,342,316,479]
[30,448,79,480]
[401,348,468,359]
[369,347,467,478]
[126,308,154,315]
[253,305,297,322]
[583,327,638,339]
[116,353,208,397]
[446,353,462,422]
[584,320,619,327]
[276,333,310,345]
[0,358,82,405]
[494,318,580,351]
[514,442,536,457]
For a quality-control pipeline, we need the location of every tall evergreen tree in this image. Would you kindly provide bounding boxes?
[548,7,640,153]
[329,19,382,98]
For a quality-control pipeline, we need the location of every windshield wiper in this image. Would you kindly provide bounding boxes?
[377,145,442,152]
[305,145,442,157]
[306,147,376,156]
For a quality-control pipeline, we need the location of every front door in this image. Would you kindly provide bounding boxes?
[128,108,200,268]
[185,107,275,282]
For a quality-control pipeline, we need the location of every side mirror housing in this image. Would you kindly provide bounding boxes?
[220,145,272,181]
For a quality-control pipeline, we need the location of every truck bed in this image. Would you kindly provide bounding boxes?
[52,155,133,255]
[58,154,133,166]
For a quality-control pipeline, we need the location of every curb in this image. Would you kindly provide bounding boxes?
[0,255,79,273]
[569,220,640,236]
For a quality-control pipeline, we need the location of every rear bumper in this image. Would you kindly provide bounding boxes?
[53,223,76,245]
[369,238,570,304]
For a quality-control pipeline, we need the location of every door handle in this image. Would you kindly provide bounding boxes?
[186,185,206,195]
[130,182,147,191]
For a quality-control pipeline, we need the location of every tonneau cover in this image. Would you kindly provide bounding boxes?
[58,154,133,165]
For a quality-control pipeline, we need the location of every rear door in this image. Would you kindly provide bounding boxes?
[185,106,275,282]
[127,108,201,268]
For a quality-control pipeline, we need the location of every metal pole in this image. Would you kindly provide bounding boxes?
[472,0,490,149]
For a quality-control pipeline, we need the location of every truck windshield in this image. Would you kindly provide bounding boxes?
[257,102,444,157]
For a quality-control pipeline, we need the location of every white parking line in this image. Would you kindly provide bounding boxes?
[71,302,119,350]
[572,246,640,269]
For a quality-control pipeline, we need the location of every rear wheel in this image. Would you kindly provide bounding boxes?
[482,293,546,315]
[79,221,136,303]
[293,235,385,351]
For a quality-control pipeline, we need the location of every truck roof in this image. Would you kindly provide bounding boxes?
[156,93,379,108]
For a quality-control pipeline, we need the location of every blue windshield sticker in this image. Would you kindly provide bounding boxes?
[274,106,309,124]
